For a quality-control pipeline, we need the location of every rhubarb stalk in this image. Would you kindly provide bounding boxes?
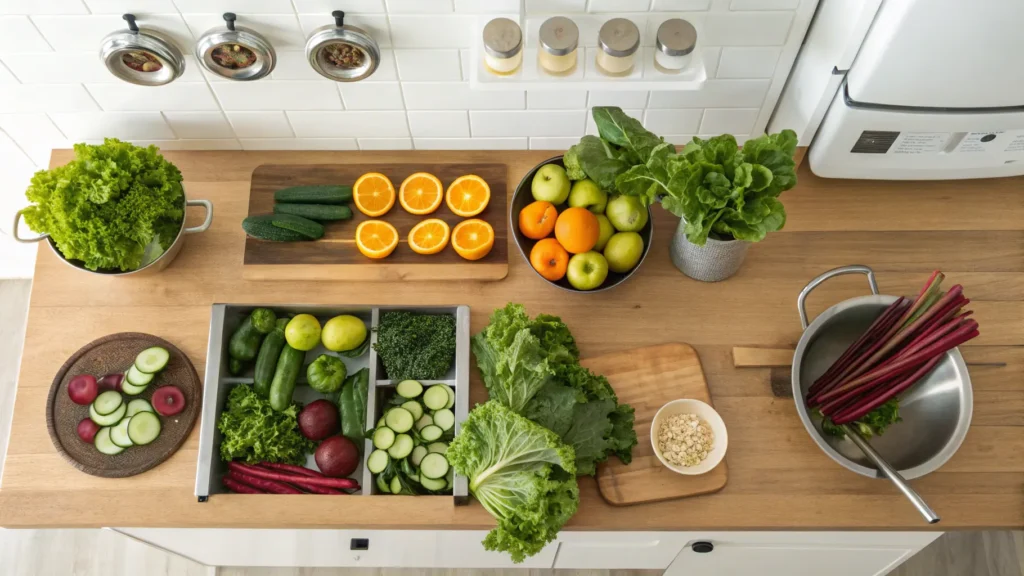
[832,354,945,424]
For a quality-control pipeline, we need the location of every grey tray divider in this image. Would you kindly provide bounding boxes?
[453,305,470,504]
[195,304,226,501]
[362,306,381,496]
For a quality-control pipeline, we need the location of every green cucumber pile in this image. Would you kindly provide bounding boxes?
[243,184,353,242]
[367,380,456,494]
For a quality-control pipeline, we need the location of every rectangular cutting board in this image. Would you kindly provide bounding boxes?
[586,343,728,506]
[242,163,509,281]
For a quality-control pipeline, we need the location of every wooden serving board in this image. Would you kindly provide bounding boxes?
[586,343,728,506]
[242,163,509,281]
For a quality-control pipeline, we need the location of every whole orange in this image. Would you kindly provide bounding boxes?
[518,200,558,240]
[554,206,600,254]
[530,238,569,282]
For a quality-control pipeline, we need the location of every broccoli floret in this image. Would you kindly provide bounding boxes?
[563,147,586,181]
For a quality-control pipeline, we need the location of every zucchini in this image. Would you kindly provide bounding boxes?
[423,385,448,410]
[387,433,413,459]
[93,391,123,416]
[269,344,305,411]
[396,380,423,399]
[229,308,277,362]
[400,400,423,421]
[411,445,428,467]
[274,203,352,221]
[414,414,433,431]
[420,453,449,480]
[274,185,352,205]
[126,399,154,417]
[242,215,305,242]
[444,385,455,409]
[270,213,325,240]
[254,318,288,397]
[121,379,148,396]
[367,449,390,474]
[90,402,126,427]
[432,408,455,432]
[373,427,396,450]
[110,417,134,448]
[127,412,161,446]
[420,425,442,442]
[385,407,414,433]
[427,442,448,455]
[419,475,446,491]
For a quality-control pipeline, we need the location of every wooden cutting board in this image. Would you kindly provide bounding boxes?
[585,343,728,506]
[242,163,509,281]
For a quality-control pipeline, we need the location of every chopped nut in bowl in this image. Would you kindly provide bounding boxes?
[651,399,728,475]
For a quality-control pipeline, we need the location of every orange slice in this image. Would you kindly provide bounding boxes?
[445,174,491,217]
[353,172,396,217]
[451,218,495,261]
[355,220,399,259]
[399,172,443,215]
[408,218,451,255]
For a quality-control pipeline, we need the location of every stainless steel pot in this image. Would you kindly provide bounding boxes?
[791,265,973,480]
[12,194,212,276]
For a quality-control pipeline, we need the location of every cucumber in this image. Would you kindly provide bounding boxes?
[269,344,305,411]
[367,449,390,474]
[377,416,386,428]
[274,203,352,221]
[125,364,154,387]
[389,475,402,494]
[254,318,288,397]
[396,380,423,399]
[376,473,391,494]
[400,400,423,421]
[373,427,395,450]
[444,385,455,409]
[94,427,124,455]
[126,399,154,417]
[400,457,418,479]
[110,417,134,448]
[270,213,324,240]
[134,346,170,374]
[420,425,442,442]
[414,414,433,431]
[387,433,414,459]
[274,184,352,205]
[420,453,449,480]
[384,407,413,433]
[423,385,448,410]
[445,467,454,489]
[127,412,161,446]
[410,445,428,467]
[90,402,126,427]
[419,475,446,491]
[242,214,306,242]
[229,308,278,361]
[228,358,245,376]
[92,390,123,416]
[432,409,455,432]
[427,442,448,455]
[121,379,148,396]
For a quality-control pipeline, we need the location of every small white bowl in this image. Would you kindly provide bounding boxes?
[651,399,728,475]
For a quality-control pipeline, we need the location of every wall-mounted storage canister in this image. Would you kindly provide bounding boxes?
[195,13,276,81]
[482,17,523,75]
[538,16,579,76]
[655,18,697,73]
[596,18,640,77]
[305,10,380,82]
[99,14,185,86]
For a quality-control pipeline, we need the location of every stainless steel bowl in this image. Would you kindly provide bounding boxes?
[791,265,973,480]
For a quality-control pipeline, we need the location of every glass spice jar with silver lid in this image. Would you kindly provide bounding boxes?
[538,16,579,76]
[482,17,523,76]
[655,18,697,73]
[596,18,640,77]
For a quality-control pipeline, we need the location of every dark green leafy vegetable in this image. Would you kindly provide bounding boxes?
[339,368,369,445]
[218,384,314,465]
[818,399,902,439]
[307,354,347,393]
[374,311,456,381]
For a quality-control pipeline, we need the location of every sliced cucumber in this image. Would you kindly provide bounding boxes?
[121,379,148,396]
[420,475,446,491]
[427,442,448,455]
[432,408,455,432]
[411,445,428,466]
[92,390,123,416]
[389,475,402,494]
[376,473,391,494]
[400,400,424,421]
[400,458,417,478]
[420,453,449,480]
[367,449,390,474]
[445,385,455,409]
[127,411,161,446]
[423,385,448,410]
[420,424,442,442]
[126,399,154,417]
[396,380,423,398]
[90,402,127,427]
[125,364,154,387]
[415,414,433,431]
[94,427,124,455]
[387,433,413,459]
[134,346,170,373]
[373,427,396,450]
[446,467,454,486]
[384,407,413,433]
[110,417,134,448]
[377,416,386,428]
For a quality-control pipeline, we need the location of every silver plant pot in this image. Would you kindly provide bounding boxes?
[669,218,749,282]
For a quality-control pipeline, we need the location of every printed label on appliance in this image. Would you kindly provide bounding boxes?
[890,132,949,154]
[952,131,1004,153]
[1003,132,1024,153]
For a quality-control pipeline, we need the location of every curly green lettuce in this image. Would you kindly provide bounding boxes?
[218,384,314,465]
[21,138,184,271]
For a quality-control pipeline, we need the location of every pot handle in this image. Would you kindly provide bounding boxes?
[798,265,879,329]
[11,208,48,243]
[184,199,213,234]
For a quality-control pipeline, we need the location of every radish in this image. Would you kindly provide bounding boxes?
[77,418,101,443]
[151,386,186,416]
[97,373,125,392]
[228,462,360,490]
[68,374,98,405]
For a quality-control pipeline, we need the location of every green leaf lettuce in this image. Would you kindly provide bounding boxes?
[218,384,315,465]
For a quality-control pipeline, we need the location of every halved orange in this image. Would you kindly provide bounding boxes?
[408,218,451,255]
[355,220,399,259]
[446,175,490,217]
[353,172,396,217]
[451,219,495,261]
[399,172,443,215]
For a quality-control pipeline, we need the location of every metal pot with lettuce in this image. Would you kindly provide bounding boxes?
[13,139,212,276]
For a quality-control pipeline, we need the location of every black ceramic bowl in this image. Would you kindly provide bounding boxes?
[510,155,654,293]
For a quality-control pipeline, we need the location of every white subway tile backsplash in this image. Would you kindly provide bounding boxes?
[287,111,410,137]
[32,14,194,52]
[526,0,587,12]
[472,110,586,137]
[50,112,175,140]
[588,0,652,12]
[395,49,462,81]
[226,111,294,138]
[135,138,241,150]
[212,82,342,111]
[240,138,359,150]
[699,107,757,133]
[716,46,779,78]
[527,90,588,110]
[0,131,36,178]
[0,84,99,113]
[271,51,331,81]
[402,82,524,110]
[174,0,296,13]
[454,0,520,12]
[2,52,115,83]
[414,137,526,150]
[85,82,219,111]
[162,111,235,138]
[183,13,304,50]
[648,79,769,108]
[83,0,177,13]
[530,136,580,150]
[389,15,474,48]
[294,0,385,13]
[0,16,53,52]
[730,0,799,9]
[0,114,70,166]
[589,90,650,108]
[702,46,722,77]
[358,137,414,150]
[371,50,400,81]
[0,62,17,84]
[339,82,406,110]
[471,89,526,110]
[643,108,703,134]
[651,0,710,10]
[704,11,792,46]
[1,0,89,15]
[298,13,392,47]
[386,0,453,13]
[408,111,469,137]
[587,108,642,134]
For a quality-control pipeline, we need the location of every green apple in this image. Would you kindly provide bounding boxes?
[531,163,571,204]
[567,179,608,214]
[603,232,644,273]
[594,214,615,252]
[566,252,609,291]
[606,195,649,232]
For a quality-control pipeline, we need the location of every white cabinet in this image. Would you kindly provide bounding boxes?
[554,531,690,569]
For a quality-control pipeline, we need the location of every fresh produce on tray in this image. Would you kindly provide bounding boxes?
[338,368,369,446]
[807,271,979,438]
[254,319,289,396]
[307,354,347,394]
[374,311,456,381]
[223,461,359,494]
[298,399,339,441]
[228,308,277,363]
[321,314,368,353]
[218,384,315,465]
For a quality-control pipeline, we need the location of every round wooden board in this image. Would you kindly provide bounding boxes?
[46,332,201,478]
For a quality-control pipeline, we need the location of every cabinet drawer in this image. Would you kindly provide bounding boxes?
[554,532,689,569]
[671,543,914,576]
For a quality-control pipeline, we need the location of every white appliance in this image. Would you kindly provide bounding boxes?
[771,0,1024,180]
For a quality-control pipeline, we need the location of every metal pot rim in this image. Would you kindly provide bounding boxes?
[195,25,276,81]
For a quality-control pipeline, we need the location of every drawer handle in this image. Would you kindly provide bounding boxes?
[350,538,369,551]
[692,541,714,554]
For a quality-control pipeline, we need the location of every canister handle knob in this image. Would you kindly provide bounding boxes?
[123,13,139,33]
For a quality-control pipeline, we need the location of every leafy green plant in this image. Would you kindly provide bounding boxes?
[566,107,799,245]
[218,384,315,465]
[373,311,457,381]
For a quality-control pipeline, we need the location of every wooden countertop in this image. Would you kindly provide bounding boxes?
[2,150,1022,531]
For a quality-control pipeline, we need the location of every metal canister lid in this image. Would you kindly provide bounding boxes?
[656,18,697,57]
[539,16,579,56]
[598,18,640,58]
[483,17,522,59]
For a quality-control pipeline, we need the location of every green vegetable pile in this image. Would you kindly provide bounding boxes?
[565,107,798,246]
[374,311,456,381]
[21,138,185,271]
[218,384,314,465]
[820,398,901,439]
